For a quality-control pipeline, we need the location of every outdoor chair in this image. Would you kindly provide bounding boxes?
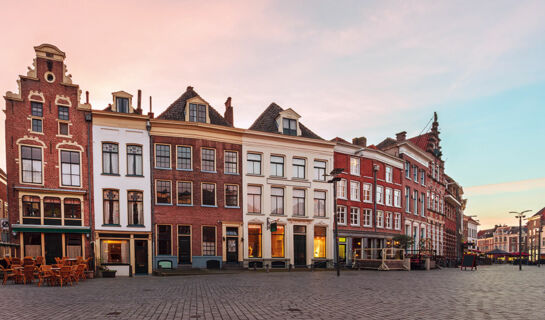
[12,266,24,284]
[76,264,86,281]
[35,256,44,267]
[70,265,79,283]
[23,265,36,284]
[0,265,16,285]
[76,256,84,265]
[11,257,22,265]
[38,265,54,287]
[56,266,72,287]
[55,257,63,265]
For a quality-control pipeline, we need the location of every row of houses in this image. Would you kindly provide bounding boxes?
[0,44,467,274]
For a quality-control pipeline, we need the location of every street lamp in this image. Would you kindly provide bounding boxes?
[326,168,344,277]
[509,210,531,271]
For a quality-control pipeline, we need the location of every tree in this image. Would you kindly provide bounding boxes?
[393,234,414,251]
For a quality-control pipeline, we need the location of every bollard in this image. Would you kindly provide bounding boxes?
[425,257,431,271]
[266,264,269,273]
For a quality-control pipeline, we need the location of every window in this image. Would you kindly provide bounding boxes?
[127,145,143,176]
[350,157,360,175]
[156,180,171,204]
[282,118,297,136]
[385,212,392,229]
[201,183,216,206]
[385,188,392,206]
[376,186,384,204]
[314,191,326,217]
[176,146,192,170]
[128,191,143,225]
[431,193,435,210]
[157,225,172,255]
[102,143,119,174]
[247,153,261,175]
[155,144,171,169]
[314,227,326,258]
[420,169,426,185]
[293,189,305,216]
[103,189,120,225]
[350,181,360,201]
[337,206,347,225]
[116,97,129,113]
[337,179,347,199]
[101,239,128,263]
[44,197,61,219]
[59,122,69,135]
[405,161,410,178]
[271,187,284,215]
[247,186,261,213]
[412,165,418,181]
[270,156,284,177]
[201,148,215,172]
[58,106,69,120]
[64,198,81,221]
[177,182,192,205]
[202,226,216,256]
[248,224,262,258]
[271,225,285,258]
[385,166,392,183]
[427,191,430,209]
[363,183,372,202]
[420,192,425,216]
[292,158,306,179]
[225,151,238,174]
[60,150,80,187]
[22,196,40,217]
[405,187,411,213]
[314,160,326,181]
[431,162,436,179]
[350,207,360,226]
[225,185,239,207]
[363,209,372,227]
[376,211,384,228]
[189,103,206,123]
[31,102,43,133]
[66,234,82,258]
[394,190,401,208]
[21,146,42,184]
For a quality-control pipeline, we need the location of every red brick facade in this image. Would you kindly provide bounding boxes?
[3,44,92,262]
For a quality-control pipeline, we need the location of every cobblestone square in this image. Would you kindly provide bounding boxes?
[2,264,544,320]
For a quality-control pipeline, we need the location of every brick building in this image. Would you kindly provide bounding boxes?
[3,44,92,263]
[150,87,244,269]
[477,228,494,253]
[527,207,545,262]
[334,138,404,265]
[1,168,17,257]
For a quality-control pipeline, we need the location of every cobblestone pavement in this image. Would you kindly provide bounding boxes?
[2,264,544,320]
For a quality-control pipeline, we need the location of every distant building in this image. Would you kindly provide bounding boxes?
[526,207,545,262]
[463,215,479,251]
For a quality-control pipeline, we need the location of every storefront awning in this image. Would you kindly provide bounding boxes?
[11,224,91,234]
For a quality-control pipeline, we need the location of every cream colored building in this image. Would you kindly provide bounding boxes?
[242,104,335,269]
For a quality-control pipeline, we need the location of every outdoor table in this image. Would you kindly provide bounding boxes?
[65,258,77,266]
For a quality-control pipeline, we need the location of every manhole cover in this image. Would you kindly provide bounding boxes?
[106,311,121,316]
[288,308,301,312]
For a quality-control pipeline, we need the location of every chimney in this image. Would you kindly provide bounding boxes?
[396,131,407,141]
[224,97,233,126]
[352,137,367,147]
[85,91,89,104]
[148,96,154,118]
[136,90,142,114]
[187,86,193,91]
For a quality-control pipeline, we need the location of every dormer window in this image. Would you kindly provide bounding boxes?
[282,118,297,136]
[189,103,206,123]
[116,97,129,113]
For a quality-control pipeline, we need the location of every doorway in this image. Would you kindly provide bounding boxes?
[135,240,148,274]
[338,237,346,265]
[44,233,62,265]
[178,225,191,265]
[293,225,306,267]
[226,227,239,263]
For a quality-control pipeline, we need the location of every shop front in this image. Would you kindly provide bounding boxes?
[95,231,152,275]
[339,230,392,266]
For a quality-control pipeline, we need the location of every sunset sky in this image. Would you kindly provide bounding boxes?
[1,0,544,228]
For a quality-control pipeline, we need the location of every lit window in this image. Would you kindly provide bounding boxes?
[271,225,285,258]
[313,227,326,258]
[101,240,129,264]
[248,224,262,258]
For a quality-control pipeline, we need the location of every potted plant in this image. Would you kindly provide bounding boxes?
[99,264,117,278]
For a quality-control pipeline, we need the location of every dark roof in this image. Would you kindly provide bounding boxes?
[376,138,397,150]
[531,207,545,218]
[330,137,350,144]
[158,86,231,127]
[408,133,432,151]
[248,103,322,140]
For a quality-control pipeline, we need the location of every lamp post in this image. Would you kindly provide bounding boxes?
[510,210,531,271]
[327,168,344,277]
[538,218,543,267]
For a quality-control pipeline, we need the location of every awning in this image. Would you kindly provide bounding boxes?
[11,224,91,234]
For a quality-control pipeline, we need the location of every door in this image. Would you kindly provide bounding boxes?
[44,233,62,265]
[294,235,307,266]
[135,240,148,274]
[226,237,238,263]
[178,236,191,264]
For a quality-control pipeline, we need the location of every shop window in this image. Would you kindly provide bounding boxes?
[271,225,285,258]
[248,224,262,258]
[101,239,129,263]
[202,226,216,256]
[103,189,120,225]
[314,227,326,258]
[66,234,82,258]
[44,197,61,225]
[157,225,172,255]
[21,146,42,184]
[128,191,144,225]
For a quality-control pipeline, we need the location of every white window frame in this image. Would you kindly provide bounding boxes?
[394,213,401,230]
[350,157,360,176]
[337,179,347,199]
[376,185,384,204]
[363,183,372,203]
[376,211,384,228]
[385,188,392,206]
[363,209,373,227]
[350,181,360,201]
[394,190,401,208]
[337,205,347,225]
[385,166,392,183]
[350,207,360,226]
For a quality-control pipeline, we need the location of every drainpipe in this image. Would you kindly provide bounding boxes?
[147,119,154,272]
[85,110,95,270]
[372,162,379,255]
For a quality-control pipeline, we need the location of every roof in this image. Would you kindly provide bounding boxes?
[158,86,231,127]
[376,137,397,150]
[531,207,545,219]
[477,229,494,239]
[331,137,350,144]
[407,133,432,152]
[248,103,322,140]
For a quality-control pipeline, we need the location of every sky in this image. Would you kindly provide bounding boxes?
[1,0,544,229]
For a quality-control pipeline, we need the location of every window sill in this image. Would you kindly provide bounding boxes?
[312,179,328,183]
[29,131,44,135]
[177,204,193,207]
[225,172,240,176]
[350,224,360,227]
[56,134,72,138]
[270,214,286,217]
[60,184,82,188]
[246,174,264,177]
[102,224,121,227]
[176,168,193,172]
[268,176,286,180]
[127,224,146,228]
[291,178,307,182]
[155,167,172,170]
[126,174,144,178]
[313,216,328,219]
[201,170,217,174]
[292,215,308,218]
[102,173,120,176]
[201,205,218,208]
[225,206,240,209]
[246,213,263,216]
[350,199,360,202]
[155,203,173,206]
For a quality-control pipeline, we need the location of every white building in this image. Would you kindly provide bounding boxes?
[242,104,335,269]
[92,91,152,275]
[466,216,479,250]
